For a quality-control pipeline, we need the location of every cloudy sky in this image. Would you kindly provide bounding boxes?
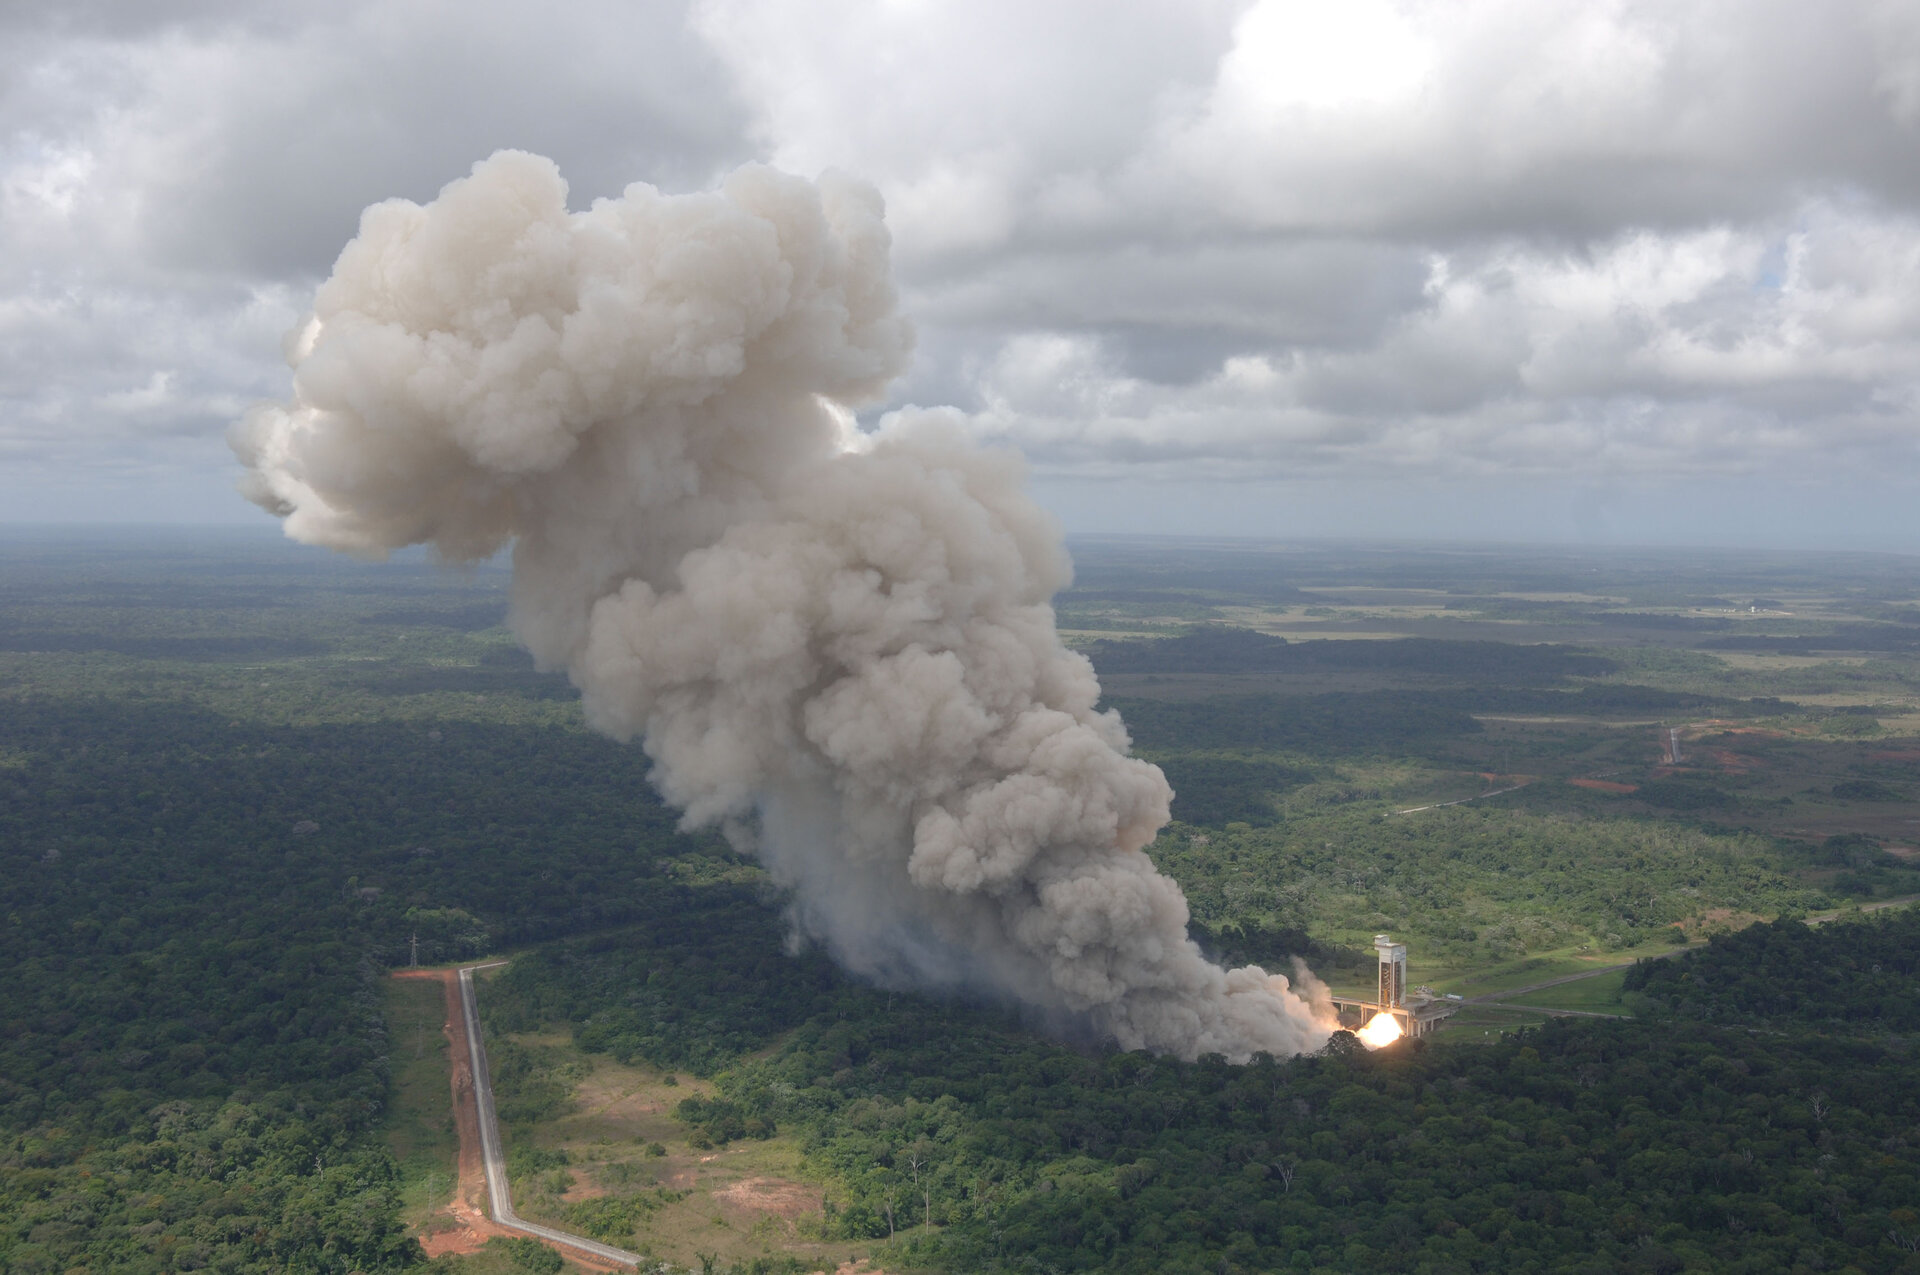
[5,0,1920,546]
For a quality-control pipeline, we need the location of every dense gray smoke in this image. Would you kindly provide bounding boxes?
[233,151,1334,1060]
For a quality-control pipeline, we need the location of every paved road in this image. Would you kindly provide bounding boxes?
[1392,781,1532,815]
[458,963,643,1269]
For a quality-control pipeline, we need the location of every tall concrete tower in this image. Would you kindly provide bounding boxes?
[1375,934,1406,1008]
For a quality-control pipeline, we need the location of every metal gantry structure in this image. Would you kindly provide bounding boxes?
[1327,934,1459,1040]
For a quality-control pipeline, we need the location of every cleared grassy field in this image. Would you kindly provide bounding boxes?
[497,1033,866,1274]
[382,974,462,1236]
[1504,966,1632,1012]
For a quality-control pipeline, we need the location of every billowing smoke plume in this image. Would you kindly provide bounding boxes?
[233,151,1333,1061]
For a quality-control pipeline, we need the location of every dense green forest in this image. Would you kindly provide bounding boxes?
[481,892,846,1077]
[1624,906,1920,1029]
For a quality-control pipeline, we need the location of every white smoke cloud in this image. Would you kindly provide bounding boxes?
[232,150,1333,1062]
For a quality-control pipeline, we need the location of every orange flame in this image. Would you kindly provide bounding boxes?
[1356,1011,1404,1049]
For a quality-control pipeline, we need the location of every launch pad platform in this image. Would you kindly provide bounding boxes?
[1328,934,1460,1040]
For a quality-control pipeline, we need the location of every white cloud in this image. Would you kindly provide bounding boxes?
[1208,0,1436,114]
[945,203,1920,479]
[3,0,1919,539]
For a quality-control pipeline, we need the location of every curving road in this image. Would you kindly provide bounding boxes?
[1392,780,1533,816]
[457,963,643,1269]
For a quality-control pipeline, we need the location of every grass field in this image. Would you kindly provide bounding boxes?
[493,1029,864,1273]
[382,975,462,1236]
[1504,966,1632,1012]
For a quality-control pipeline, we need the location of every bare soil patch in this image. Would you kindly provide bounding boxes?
[715,1176,824,1220]
[571,1073,671,1123]
[1694,747,1759,772]
[563,1167,610,1202]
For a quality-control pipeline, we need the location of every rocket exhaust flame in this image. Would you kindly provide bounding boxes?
[1356,1012,1403,1049]
[232,151,1334,1061]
